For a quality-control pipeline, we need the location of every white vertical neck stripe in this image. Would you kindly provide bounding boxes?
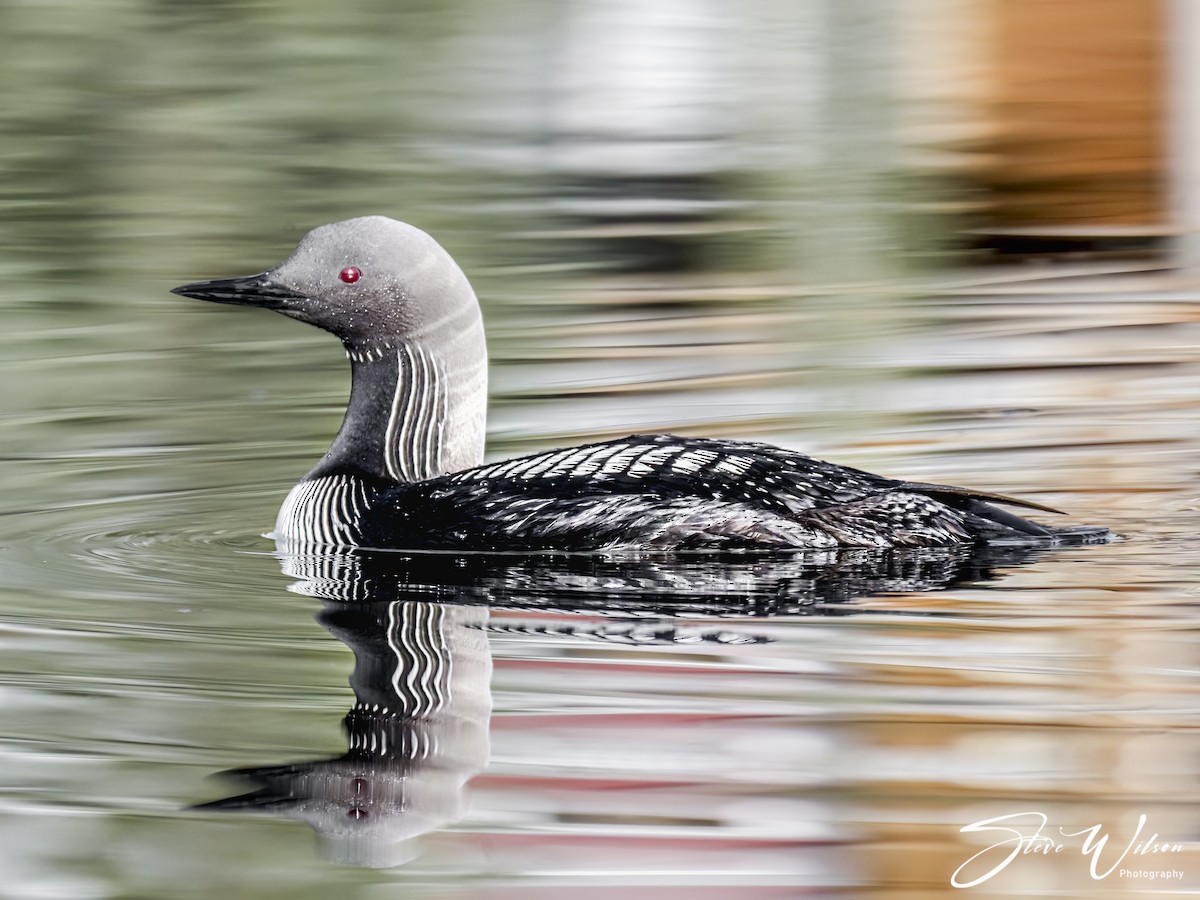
[384,343,450,483]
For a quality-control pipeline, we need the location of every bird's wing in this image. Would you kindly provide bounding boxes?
[440,433,895,514]
[362,434,1068,550]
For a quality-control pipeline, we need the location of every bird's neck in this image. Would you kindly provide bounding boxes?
[307,333,487,484]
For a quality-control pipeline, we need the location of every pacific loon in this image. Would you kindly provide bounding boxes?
[173,216,1109,552]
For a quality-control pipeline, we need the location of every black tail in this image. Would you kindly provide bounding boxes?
[964,498,1112,547]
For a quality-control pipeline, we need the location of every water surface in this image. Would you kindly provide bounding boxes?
[1,3,1198,898]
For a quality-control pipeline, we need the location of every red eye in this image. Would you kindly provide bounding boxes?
[339,266,361,284]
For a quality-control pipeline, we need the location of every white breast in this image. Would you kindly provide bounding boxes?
[272,475,370,549]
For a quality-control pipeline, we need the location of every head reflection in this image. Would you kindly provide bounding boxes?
[197,566,491,867]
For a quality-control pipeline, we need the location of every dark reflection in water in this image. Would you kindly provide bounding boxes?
[195,543,1057,867]
[197,599,492,868]
[277,544,1056,613]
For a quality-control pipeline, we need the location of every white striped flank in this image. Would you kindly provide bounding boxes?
[274,474,369,548]
[384,343,450,483]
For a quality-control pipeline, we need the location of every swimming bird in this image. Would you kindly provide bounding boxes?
[173,216,1108,552]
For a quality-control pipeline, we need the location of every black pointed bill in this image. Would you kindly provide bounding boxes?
[171,272,308,308]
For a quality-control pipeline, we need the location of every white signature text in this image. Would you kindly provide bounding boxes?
[952,811,1185,888]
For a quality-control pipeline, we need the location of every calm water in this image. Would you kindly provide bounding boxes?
[2,3,1199,899]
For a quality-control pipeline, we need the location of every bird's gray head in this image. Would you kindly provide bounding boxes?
[173,216,480,354]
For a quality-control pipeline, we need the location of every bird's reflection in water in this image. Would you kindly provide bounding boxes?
[196,594,491,867]
[196,544,1050,867]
